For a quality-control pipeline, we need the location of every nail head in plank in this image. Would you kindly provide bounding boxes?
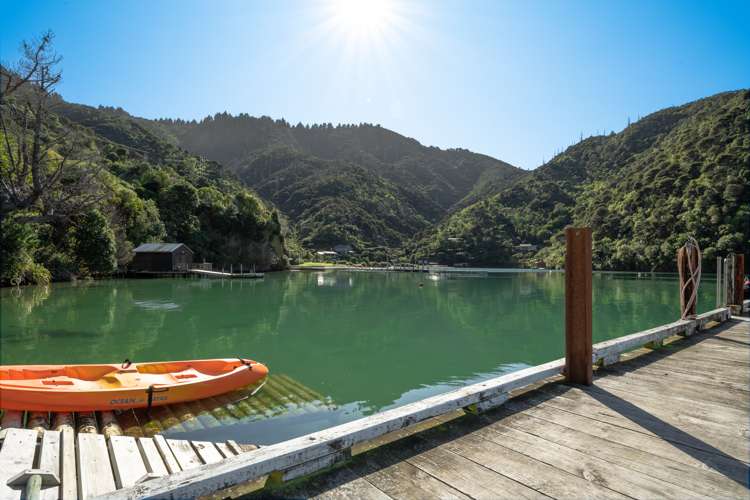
[0,428,38,500]
[136,438,168,477]
[38,430,61,500]
[166,439,203,470]
[76,433,116,499]
[152,435,180,474]
[108,436,149,489]
[191,441,224,464]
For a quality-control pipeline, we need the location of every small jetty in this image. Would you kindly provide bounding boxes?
[0,373,330,499]
[189,269,264,279]
[0,419,258,500]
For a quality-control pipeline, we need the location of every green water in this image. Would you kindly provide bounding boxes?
[0,270,715,443]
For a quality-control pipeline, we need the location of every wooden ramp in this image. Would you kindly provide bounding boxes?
[114,374,334,438]
[262,319,750,499]
[0,428,257,500]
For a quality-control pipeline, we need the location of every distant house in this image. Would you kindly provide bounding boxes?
[333,244,354,254]
[131,243,193,272]
[315,250,339,262]
[514,243,538,253]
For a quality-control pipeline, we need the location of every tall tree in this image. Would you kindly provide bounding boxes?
[0,31,104,223]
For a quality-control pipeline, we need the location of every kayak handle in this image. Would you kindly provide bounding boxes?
[121,359,132,369]
[238,358,254,369]
[145,384,169,414]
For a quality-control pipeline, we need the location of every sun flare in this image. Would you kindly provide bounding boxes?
[328,0,397,38]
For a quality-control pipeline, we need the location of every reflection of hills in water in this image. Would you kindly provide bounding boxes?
[117,373,334,440]
[0,272,718,443]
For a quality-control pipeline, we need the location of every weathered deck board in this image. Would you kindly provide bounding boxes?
[261,319,749,500]
[166,439,203,470]
[192,441,224,464]
[137,437,169,477]
[108,436,149,488]
[76,433,116,499]
[0,428,38,500]
[38,430,62,500]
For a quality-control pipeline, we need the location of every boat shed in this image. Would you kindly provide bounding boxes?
[131,243,193,272]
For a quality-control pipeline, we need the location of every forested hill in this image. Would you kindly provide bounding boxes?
[1,83,289,285]
[149,116,523,253]
[413,89,750,271]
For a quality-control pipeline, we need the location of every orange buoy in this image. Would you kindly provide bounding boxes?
[0,358,269,412]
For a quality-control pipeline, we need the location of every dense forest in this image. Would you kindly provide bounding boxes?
[148,114,523,256]
[0,33,288,286]
[2,34,748,285]
[413,90,750,270]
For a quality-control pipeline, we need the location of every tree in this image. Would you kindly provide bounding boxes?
[0,31,104,223]
[73,210,117,274]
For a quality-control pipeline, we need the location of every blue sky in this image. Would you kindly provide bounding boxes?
[2,0,749,169]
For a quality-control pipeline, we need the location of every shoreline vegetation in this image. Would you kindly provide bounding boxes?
[2,33,748,288]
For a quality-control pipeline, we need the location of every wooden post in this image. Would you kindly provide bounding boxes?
[677,246,699,318]
[732,254,745,306]
[565,227,592,385]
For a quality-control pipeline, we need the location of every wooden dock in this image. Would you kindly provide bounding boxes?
[100,307,749,499]
[270,317,749,499]
[0,426,258,500]
[0,373,333,499]
[189,269,264,279]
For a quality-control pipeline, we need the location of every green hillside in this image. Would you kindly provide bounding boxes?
[414,90,750,271]
[1,89,289,285]
[151,115,523,253]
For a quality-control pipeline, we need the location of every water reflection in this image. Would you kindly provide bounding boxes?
[1,271,715,443]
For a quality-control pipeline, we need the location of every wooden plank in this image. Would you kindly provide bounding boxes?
[0,428,38,500]
[137,438,169,477]
[76,433,116,499]
[441,432,627,499]
[615,355,750,392]
[152,435,180,474]
[497,400,749,498]
[405,440,547,499]
[108,436,149,488]
[103,357,566,499]
[565,226,592,385]
[593,366,750,410]
[166,439,203,470]
[593,319,692,362]
[475,419,703,499]
[225,440,243,456]
[588,378,748,428]
[56,419,78,500]
[38,430,62,500]
[624,354,749,386]
[190,441,223,464]
[214,442,234,458]
[361,458,471,500]
[306,467,391,500]
[535,384,750,462]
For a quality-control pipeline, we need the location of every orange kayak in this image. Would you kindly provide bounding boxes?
[0,358,268,412]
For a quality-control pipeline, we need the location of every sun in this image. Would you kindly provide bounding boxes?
[328,0,397,38]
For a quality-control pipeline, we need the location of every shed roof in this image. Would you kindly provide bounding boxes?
[133,243,192,253]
